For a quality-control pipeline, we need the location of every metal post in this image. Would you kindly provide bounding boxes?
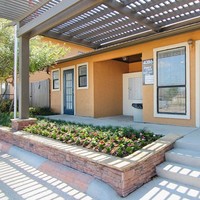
[14,25,18,119]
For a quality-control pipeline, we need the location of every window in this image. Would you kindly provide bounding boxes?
[77,63,88,89]
[52,70,60,90]
[154,43,189,118]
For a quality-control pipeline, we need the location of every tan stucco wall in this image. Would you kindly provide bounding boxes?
[29,71,50,82]
[41,37,93,58]
[51,29,200,126]
[94,60,129,117]
[129,62,142,73]
[51,91,61,113]
[50,59,94,116]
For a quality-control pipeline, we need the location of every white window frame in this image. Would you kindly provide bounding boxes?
[52,69,60,91]
[196,40,200,127]
[77,63,89,90]
[153,42,190,119]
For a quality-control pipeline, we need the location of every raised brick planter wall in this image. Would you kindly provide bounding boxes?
[11,118,37,131]
[0,127,182,197]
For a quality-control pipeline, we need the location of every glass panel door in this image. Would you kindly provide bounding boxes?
[63,69,74,115]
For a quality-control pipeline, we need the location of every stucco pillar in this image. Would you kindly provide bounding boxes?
[18,36,29,119]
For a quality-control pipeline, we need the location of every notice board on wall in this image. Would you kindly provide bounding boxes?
[142,59,154,85]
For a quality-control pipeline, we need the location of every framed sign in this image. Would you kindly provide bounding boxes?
[142,59,154,85]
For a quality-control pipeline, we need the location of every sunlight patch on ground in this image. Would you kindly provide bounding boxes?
[0,153,93,200]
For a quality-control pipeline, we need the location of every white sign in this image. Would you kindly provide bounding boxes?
[142,59,154,85]
[145,75,154,85]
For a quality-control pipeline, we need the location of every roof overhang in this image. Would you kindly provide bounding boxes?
[0,0,200,49]
[56,21,200,64]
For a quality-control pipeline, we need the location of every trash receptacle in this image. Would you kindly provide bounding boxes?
[132,103,143,122]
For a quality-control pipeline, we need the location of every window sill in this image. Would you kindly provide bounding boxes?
[77,87,88,90]
[52,89,60,92]
[154,113,190,120]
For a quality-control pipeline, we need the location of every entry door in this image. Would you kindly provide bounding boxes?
[123,72,143,116]
[63,69,74,115]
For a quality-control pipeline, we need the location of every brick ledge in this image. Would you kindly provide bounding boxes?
[0,126,182,197]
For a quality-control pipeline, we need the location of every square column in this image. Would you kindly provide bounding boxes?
[19,36,30,119]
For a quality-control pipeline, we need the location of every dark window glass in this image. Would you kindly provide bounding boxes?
[78,65,87,88]
[157,47,186,115]
[53,70,59,89]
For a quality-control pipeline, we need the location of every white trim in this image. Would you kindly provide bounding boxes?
[153,42,190,119]
[51,69,60,91]
[61,66,76,115]
[196,40,200,127]
[77,62,89,90]
[14,25,18,119]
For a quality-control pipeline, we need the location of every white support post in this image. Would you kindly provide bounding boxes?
[14,25,18,119]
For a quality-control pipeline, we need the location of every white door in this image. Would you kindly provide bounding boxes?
[123,72,143,116]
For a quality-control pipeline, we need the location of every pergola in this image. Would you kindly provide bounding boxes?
[0,0,200,120]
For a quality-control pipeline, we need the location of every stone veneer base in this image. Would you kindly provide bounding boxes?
[0,126,182,197]
[11,118,37,131]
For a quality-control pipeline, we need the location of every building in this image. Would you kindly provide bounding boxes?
[1,37,92,107]
[50,29,200,127]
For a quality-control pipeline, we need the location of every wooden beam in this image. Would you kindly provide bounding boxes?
[42,31,98,48]
[18,0,105,37]
[17,0,52,22]
[104,0,160,32]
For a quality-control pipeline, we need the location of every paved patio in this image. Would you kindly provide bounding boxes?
[45,115,198,136]
[1,134,200,200]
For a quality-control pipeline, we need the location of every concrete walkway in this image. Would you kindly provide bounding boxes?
[1,117,200,199]
[45,115,197,136]
[0,141,94,200]
[1,130,200,200]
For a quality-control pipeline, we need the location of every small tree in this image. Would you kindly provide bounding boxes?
[0,18,70,109]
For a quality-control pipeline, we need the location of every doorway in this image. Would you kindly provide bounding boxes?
[123,72,143,116]
[63,69,74,115]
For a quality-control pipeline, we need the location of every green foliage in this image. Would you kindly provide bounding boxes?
[0,18,70,81]
[0,19,14,81]
[24,119,162,158]
[29,36,70,72]
[0,112,13,127]
[0,99,13,113]
[29,107,55,117]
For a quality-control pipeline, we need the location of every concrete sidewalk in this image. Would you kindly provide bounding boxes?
[1,138,200,200]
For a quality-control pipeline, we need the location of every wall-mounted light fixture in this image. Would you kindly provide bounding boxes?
[188,39,193,46]
[122,56,127,61]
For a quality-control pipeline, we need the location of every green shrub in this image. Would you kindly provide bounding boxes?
[0,99,13,113]
[29,107,55,117]
[0,112,13,127]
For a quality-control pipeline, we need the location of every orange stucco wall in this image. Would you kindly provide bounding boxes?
[29,71,50,82]
[129,62,142,73]
[51,29,200,126]
[50,59,94,116]
[41,37,93,58]
[94,60,129,117]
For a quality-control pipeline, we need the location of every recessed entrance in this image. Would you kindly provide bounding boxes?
[116,53,143,122]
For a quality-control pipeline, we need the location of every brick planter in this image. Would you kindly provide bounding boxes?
[0,127,182,197]
[11,118,37,131]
